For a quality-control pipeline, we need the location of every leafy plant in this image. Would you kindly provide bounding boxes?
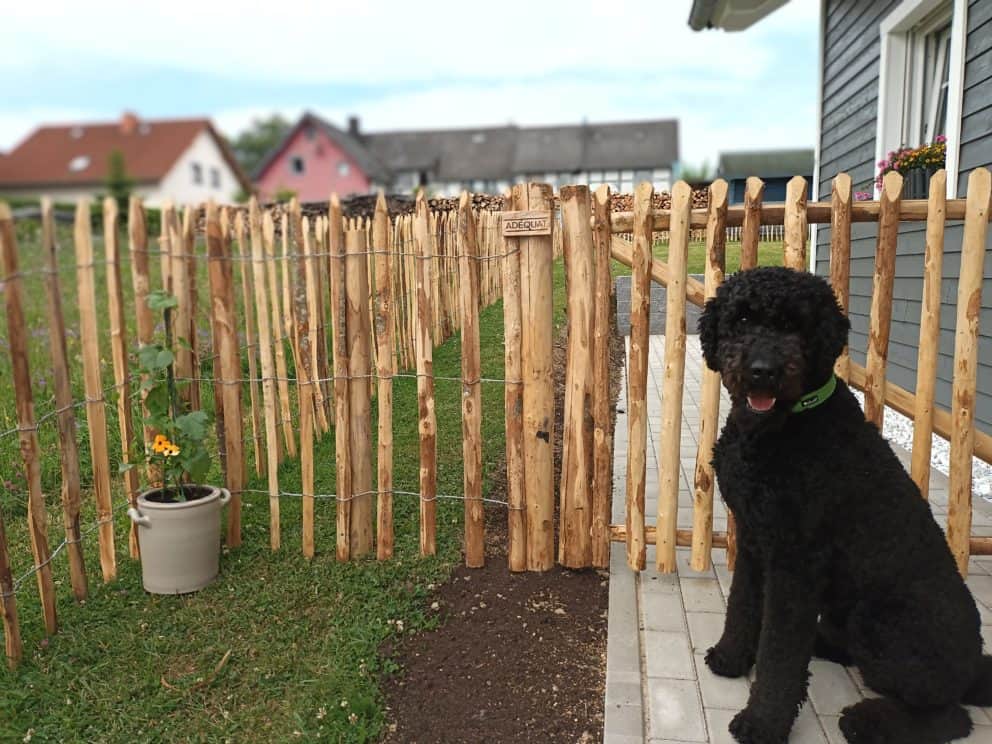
[105,149,133,215]
[121,289,212,498]
[875,135,946,188]
[274,186,298,203]
[227,114,292,175]
[679,160,714,183]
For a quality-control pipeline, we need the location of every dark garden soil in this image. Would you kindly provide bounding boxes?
[381,315,626,744]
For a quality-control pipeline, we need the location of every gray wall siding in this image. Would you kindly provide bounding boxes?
[815,0,992,435]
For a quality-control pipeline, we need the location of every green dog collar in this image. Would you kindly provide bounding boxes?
[791,374,837,413]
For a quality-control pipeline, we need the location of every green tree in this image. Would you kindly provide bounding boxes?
[679,160,714,183]
[227,114,292,175]
[105,149,133,214]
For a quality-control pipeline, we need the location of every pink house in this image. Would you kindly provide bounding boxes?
[253,113,386,203]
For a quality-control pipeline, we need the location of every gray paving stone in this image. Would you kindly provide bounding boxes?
[703,707,736,744]
[681,578,725,613]
[677,548,717,578]
[644,630,695,679]
[686,612,725,654]
[967,725,992,743]
[605,703,646,740]
[968,575,992,607]
[608,679,646,708]
[714,563,733,600]
[647,678,708,742]
[792,702,829,743]
[695,653,749,710]
[818,714,845,744]
[606,733,645,744]
[807,660,862,715]
[642,586,687,632]
[969,706,992,725]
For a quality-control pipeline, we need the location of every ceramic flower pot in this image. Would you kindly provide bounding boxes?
[128,485,231,594]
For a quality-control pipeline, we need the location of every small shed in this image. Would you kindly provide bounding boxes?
[717,148,814,203]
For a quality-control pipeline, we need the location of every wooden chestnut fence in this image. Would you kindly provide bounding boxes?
[0,169,989,670]
[0,190,563,667]
[602,169,992,577]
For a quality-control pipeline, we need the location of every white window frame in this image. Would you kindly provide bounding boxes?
[875,0,967,198]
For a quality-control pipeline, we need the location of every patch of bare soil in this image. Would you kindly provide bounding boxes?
[381,313,625,744]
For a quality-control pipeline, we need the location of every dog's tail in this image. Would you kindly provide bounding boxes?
[962,654,992,706]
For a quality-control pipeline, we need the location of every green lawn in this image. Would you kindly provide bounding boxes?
[0,213,569,743]
[612,239,785,276]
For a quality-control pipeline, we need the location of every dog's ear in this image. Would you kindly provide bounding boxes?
[816,292,850,365]
[698,293,723,372]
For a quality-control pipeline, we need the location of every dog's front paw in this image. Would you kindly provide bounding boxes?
[705,642,754,678]
[729,707,788,744]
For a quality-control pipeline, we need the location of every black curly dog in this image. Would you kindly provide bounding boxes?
[698,267,992,744]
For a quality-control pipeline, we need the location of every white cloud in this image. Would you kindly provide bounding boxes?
[4,0,816,84]
[1,1,819,164]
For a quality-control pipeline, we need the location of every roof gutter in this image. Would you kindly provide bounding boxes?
[687,0,790,31]
[687,0,719,30]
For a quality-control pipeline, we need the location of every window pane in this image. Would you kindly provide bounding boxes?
[921,20,951,143]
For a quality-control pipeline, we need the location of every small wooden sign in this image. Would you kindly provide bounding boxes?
[502,210,552,237]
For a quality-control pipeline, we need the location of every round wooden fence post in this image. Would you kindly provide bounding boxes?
[910,170,947,500]
[458,193,485,568]
[41,198,88,599]
[863,171,903,428]
[329,196,353,561]
[591,185,615,570]
[626,182,653,572]
[233,212,265,477]
[783,176,809,270]
[413,194,438,556]
[657,181,692,574]
[374,194,395,561]
[559,185,595,569]
[346,225,374,557]
[510,183,555,571]
[250,200,282,551]
[1,202,58,632]
[947,167,991,576]
[501,192,527,572]
[691,179,728,573]
[75,199,117,583]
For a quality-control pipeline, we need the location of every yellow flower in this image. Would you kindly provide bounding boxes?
[152,434,169,453]
[164,444,181,457]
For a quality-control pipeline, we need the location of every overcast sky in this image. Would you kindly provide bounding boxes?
[1,0,819,168]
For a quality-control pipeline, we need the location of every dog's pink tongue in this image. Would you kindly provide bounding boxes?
[747,394,776,412]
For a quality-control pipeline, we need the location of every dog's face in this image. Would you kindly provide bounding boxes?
[698,267,849,427]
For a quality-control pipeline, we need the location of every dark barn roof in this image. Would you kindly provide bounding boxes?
[290,117,680,184]
[365,126,520,181]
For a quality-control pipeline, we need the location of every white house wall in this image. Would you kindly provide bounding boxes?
[153,130,242,206]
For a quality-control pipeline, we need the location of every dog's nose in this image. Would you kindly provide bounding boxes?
[749,359,779,386]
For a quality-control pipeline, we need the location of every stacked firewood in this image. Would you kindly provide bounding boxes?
[607,189,710,212]
[198,187,711,234]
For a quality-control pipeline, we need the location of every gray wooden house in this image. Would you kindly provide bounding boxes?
[691,0,992,435]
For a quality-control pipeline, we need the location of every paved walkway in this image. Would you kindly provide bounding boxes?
[604,335,992,743]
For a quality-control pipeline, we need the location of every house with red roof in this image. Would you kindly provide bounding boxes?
[0,112,251,206]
